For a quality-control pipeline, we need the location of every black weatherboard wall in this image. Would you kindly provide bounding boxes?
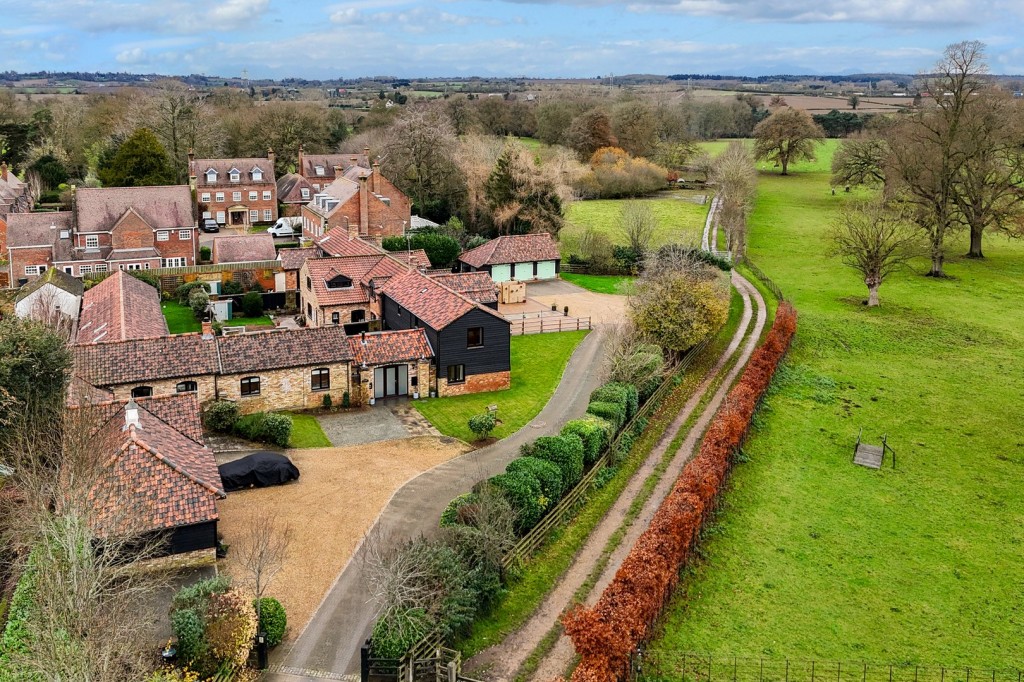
[166,521,218,556]
[381,296,511,380]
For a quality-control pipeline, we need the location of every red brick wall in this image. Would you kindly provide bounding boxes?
[199,183,277,224]
[0,216,7,254]
[374,174,412,222]
[156,229,197,265]
[437,370,511,397]
[111,212,156,250]
[9,246,55,284]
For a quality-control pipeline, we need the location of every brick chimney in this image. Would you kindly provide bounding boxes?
[333,164,343,180]
[371,159,380,194]
[202,320,214,339]
[267,147,275,164]
[297,143,304,175]
[346,216,359,239]
[1,162,7,182]
[187,149,196,190]
[363,147,370,166]
[358,175,369,236]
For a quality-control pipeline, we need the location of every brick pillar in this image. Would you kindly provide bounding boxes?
[359,176,369,236]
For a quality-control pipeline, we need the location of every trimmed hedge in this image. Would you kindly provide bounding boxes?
[255,597,287,647]
[507,456,564,501]
[440,493,479,527]
[561,417,611,465]
[235,412,292,447]
[531,434,585,491]
[203,400,240,432]
[564,303,798,682]
[488,471,545,534]
[587,400,625,431]
[590,382,639,422]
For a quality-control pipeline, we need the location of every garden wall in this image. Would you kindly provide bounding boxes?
[563,303,798,682]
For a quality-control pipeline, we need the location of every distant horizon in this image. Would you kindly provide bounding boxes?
[4,1,1024,79]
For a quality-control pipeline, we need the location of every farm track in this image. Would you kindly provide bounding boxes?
[466,269,768,681]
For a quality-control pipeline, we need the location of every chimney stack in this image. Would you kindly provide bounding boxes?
[371,158,380,194]
[267,148,275,164]
[361,331,366,345]
[358,174,369,236]
[1,162,7,182]
[297,144,304,174]
[333,164,343,178]
[202,319,214,339]
[363,147,370,165]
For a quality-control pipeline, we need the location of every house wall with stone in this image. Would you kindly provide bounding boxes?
[218,362,353,413]
[351,358,433,406]
[436,370,511,397]
[106,374,218,406]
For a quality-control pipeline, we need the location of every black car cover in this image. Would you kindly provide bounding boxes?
[218,451,300,492]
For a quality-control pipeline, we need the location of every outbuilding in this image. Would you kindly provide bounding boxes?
[457,233,561,283]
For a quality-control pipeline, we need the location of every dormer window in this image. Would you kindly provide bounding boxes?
[252,167,263,181]
[229,168,241,183]
[326,274,353,290]
[205,169,217,183]
[301,188,310,199]
[315,165,325,176]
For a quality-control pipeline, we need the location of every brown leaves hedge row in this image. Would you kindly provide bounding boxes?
[563,303,798,682]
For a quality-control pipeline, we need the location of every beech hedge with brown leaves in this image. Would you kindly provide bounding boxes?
[563,303,798,682]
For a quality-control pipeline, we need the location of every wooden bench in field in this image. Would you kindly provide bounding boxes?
[853,429,896,469]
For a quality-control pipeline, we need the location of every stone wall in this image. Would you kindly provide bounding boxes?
[436,370,511,397]
[219,362,352,414]
[107,374,218,405]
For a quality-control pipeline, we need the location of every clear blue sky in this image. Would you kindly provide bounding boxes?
[2,0,1022,79]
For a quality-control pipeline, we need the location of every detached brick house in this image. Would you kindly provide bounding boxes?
[5,185,197,286]
[276,172,315,216]
[297,147,369,192]
[299,254,407,328]
[379,269,511,397]
[458,233,561,283]
[189,152,277,227]
[82,393,225,560]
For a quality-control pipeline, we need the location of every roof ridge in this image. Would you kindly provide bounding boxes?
[417,270,507,322]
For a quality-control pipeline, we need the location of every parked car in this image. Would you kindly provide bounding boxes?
[201,219,220,233]
[267,217,301,238]
[218,451,300,492]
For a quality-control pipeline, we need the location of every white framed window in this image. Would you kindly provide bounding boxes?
[263,209,272,221]
[144,263,150,270]
[252,169,263,181]
[79,265,93,274]
[162,257,186,268]
[94,264,108,273]
[312,183,320,191]
[233,191,242,202]
[200,192,211,203]
[315,165,324,176]
[63,266,73,274]
[85,235,99,249]
[178,230,191,240]
[230,172,240,183]
[123,263,141,271]
[206,169,217,183]
[250,210,259,222]
[263,190,272,200]
[301,188,310,199]
[249,191,258,201]
[24,265,46,276]
[215,192,224,202]
[216,211,225,223]
[157,231,170,241]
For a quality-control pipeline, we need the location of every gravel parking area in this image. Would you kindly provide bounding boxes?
[215,436,470,639]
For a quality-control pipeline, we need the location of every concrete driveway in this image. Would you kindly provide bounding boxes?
[316,408,412,447]
[498,278,629,326]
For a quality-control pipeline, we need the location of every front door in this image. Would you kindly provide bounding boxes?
[230,209,246,226]
[373,365,409,400]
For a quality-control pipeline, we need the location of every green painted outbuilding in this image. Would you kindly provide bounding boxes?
[457,233,561,283]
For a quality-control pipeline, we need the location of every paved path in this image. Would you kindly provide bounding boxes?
[467,271,766,681]
[264,327,609,682]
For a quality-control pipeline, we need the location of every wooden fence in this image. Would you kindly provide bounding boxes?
[636,652,1024,682]
[501,333,714,570]
[363,631,469,682]
[740,258,785,302]
[508,315,592,335]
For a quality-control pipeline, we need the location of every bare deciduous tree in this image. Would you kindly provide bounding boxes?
[753,107,824,175]
[602,323,665,388]
[618,201,657,258]
[711,141,757,259]
[234,510,292,619]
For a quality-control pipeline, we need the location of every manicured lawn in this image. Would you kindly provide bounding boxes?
[162,301,201,334]
[561,273,634,295]
[414,331,589,442]
[649,141,1024,668]
[563,191,709,254]
[224,315,275,328]
[287,412,332,448]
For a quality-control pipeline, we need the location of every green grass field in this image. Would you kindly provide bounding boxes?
[287,412,332,448]
[162,301,275,334]
[563,191,710,254]
[649,141,1024,668]
[561,273,634,295]
[414,331,588,442]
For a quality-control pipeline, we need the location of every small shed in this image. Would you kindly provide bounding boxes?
[458,233,561,283]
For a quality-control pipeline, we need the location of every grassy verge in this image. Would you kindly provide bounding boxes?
[560,273,634,295]
[460,287,746,660]
[287,412,332,448]
[414,332,588,442]
[650,141,1024,667]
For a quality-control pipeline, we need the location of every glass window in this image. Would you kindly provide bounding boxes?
[263,209,272,221]
[179,230,191,240]
[263,190,272,200]
[79,265,93,274]
[94,264,108,273]
[216,211,225,223]
[233,191,242,202]
[467,327,484,348]
[301,188,310,199]
[176,381,197,393]
[85,235,99,249]
[201,193,211,203]
[230,172,240,182]
[331,312,340,325]
[157,231,169,241]
[206,170,217,182]
[447,364,465,384]
[250,210,259,222]
[253,170,263,181]
[249,191,258,201]
[311,368,330,391]
[351,309,365,323]
[131,386,153,398]
[240,376,261,396]
[215,192,224,202]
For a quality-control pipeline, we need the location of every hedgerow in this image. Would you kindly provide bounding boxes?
[487,471,546,534]
[561,417,611,464]
[586,401,625,431]
[507,456,564,502]
[531,434,585,491]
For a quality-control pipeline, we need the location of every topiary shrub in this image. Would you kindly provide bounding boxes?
[440,493,479,527]
[200,245,211,262]
[506,456,563,502]
[590,382,638,421]
[188,287,210,319]
[203,401,239,433]
[587,401,625,432]
[170,607,207,667]
[531,434,585,491]
[322,394,332,410]
[468,412,496,440]
[487,471,545,534]
[235,412,292,447]
[561,417,611,465]
[342,391,350,408]
[254,597,287,647]
[175,281,210,305]
[241,291,264,318]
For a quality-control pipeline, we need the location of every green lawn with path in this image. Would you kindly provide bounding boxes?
[563,191,709,255]
[560,273,634,295]
[414,331,589,443]
[287,412,332,448]
[649,141,1024,669]
[162,300,275,334]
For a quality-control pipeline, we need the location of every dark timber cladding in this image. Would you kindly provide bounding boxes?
[381,296,510,380]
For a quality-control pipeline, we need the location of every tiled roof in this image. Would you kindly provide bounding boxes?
[67,376,114,407]
[75,186,194,234]
[73,334,219,386]
[217,326,354,374]
[300,153,369,182]
[317,231,385,258]
[378,269,506,330]
[14,267,84,302]
[213,234,277,264]
[458,233,561,268]
[304,255,406,306]
[278,247,318,271]
[277,173,314,203]
[136,393,206,444]
[193,158,276,187]
[314,177,360,214]
[390,248,431,270]
[88,399,223,536]
[348,329,433,366]
[5,211,71,247]
[428,272,498,305]
[76,271,169,345]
